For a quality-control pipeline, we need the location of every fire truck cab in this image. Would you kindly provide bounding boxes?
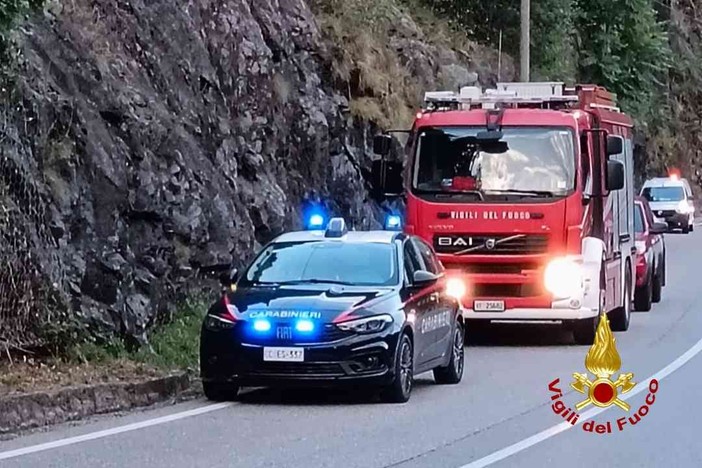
[371,82,635,345]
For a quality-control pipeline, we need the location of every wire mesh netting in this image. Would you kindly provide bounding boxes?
[0,148,65,351]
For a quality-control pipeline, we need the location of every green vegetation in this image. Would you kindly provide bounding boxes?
[420,0,692,178]
[309,0,479,128]
[69,298,206,372]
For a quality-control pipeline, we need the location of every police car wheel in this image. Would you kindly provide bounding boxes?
[433,322,465,385]
[203,381,239,402]
[380,333,413,403]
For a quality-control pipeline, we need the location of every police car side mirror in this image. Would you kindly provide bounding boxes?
[219,267,239,287]
[412,270,439,287]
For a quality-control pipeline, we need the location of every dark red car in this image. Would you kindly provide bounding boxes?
[634,196,667,311]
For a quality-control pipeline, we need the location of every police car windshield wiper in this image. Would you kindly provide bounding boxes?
[278,279,356,286]
[485,189,556,197]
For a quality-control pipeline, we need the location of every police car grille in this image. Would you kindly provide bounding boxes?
[433,234,548,255]
[250,362,345,376]
[241,323,351,345]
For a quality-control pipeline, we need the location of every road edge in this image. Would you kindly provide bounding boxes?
[0,372,198,436]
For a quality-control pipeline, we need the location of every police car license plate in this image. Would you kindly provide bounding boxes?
[474,300,505,312]
[263,347,304,362]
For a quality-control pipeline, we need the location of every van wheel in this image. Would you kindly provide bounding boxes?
[634,272,652,312]
[434,323,465,385]
[683,224,690,234]
[380,333,413,403]
[610,269,632,331]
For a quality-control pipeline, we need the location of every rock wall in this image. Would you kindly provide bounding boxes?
[0,0,501,348]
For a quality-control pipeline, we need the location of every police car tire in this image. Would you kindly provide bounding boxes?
[203,381,239,402]
[433,322,465,385]
[380,333,413,403]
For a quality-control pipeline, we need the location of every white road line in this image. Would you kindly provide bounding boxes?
[0,402,234,461]
[458,336,702,468]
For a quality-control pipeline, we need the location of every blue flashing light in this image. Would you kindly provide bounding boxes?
[306,213,326,230]
[385,215,402,230]
[295,319,315,333]
[253,319,272,332]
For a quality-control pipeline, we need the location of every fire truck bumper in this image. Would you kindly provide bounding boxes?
[461,305,599,321]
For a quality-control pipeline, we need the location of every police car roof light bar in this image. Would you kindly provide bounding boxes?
[325,218,348,238]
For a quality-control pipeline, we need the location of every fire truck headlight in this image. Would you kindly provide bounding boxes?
[446,277,467,300]
[544,258,583,298]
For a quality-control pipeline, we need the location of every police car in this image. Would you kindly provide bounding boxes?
[200,217,467,403]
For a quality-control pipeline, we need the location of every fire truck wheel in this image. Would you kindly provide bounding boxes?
[609,269,632,332]
[572,315,599,345]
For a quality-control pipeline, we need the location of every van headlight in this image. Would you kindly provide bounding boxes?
[544,258,583,298]
[677,200,693,214]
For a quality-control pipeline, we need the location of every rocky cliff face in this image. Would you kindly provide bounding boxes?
[0,0,502,348]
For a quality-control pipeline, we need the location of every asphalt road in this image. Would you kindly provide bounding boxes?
[2,226,701,468]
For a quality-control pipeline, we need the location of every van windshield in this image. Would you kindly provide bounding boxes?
[412,126,576,199]
[642,186,684,202]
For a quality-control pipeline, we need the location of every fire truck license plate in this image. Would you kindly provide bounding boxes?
[474,300,505,312]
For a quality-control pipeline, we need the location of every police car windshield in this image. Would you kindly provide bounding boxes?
[642,186,684,202]
[242,241,399,287]
[412,126,576,198]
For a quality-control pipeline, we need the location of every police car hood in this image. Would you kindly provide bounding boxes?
[227,285,395,322]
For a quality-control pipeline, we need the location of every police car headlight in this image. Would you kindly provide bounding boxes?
[204,314,236,331]
[544,258,583,299]
[337,314,393,334]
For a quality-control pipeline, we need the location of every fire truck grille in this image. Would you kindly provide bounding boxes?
[433,234,549,255]
[442,262,541,274]
[471,283,544,298]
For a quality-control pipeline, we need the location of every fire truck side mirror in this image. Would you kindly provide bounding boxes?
[373,134,392,156]
[371,159,404,199]
[606,135,623,156]
[606,159,625,191]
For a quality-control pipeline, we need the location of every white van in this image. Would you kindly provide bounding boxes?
[640,176,695,233]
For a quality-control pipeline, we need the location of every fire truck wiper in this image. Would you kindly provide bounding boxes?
[484,189,555,197]
[416,189,485,201]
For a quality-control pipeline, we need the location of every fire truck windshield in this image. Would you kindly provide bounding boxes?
[412,126,576,199]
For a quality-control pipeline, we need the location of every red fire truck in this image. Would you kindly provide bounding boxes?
[371,82,635,344]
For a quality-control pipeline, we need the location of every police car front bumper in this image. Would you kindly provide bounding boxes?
[200,327,400,387]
